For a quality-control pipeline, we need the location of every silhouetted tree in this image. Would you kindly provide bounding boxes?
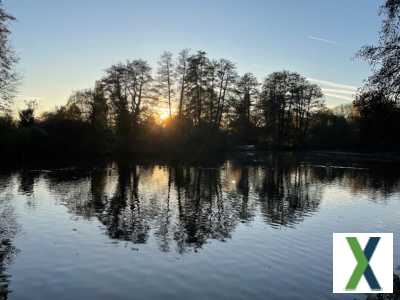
[230,73,259,141]
[355,0,400,150]
[260,71,324,147]
[260,71,292,147]
[185,51,210,125]
[102,64,131,136]
[308,108,355,149]
[354,89,400,148]
[292,80,323,146]
[0,47,346,161]
[176,49,190,119]
[156,51,175,118]
[90,83,108,129]
[181,52,237,129]
[358,0,400,102]
[18,100,36,127]
[213,59,237,128]
[102,60,152,135]
[67,89,93,121]
[0,2,18,112]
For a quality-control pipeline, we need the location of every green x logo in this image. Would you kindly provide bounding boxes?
[346,237,381,291]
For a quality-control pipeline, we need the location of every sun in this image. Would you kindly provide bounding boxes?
[153,108,173,126]
[158,110,170,121]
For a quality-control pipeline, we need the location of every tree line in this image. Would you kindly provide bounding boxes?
[0,49,343,160]
[1,0,400,162]
[63,51,326,145]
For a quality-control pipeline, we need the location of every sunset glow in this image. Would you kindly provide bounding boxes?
[157,109,171,121]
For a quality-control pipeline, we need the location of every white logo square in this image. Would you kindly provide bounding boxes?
[333,233,393,294]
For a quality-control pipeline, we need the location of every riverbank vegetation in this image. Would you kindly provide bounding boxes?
[1,0,400,162]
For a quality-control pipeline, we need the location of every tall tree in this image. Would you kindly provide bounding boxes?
[229,73,259,140]
[358,0,400,101]
[102,60,152,134]
[176,49,190,119]
[90,82,108,129]
[0,2,18,112]
[185,51,210,125]
[234,73,259,125]
[156,51,175,118]
[68,85,109,129]
[102,63,131,136]
[184,53,236,127]
[291,81,323,145]
[260,71,292,147]
[67,89,93,121]
[214,59,237,128]
[355,0,400,148]
[260,71,323,147]
[126,60,153,126]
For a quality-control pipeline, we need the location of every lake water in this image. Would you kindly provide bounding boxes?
[0,153,399,300]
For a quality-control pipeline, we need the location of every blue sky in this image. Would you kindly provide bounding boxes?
[6,0,382,111]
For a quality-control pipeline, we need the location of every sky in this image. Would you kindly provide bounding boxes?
[5,0,383,112]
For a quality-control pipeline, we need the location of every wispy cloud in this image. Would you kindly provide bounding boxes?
[320,88,356,96]
[323,93,355,102]
[307,77,358,106]
[307,78,357,91]
[307,35,337,45]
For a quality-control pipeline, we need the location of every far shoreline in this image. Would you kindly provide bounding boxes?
[2,149,400,170]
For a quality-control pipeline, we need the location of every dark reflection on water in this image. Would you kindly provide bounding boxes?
[1,153,400,300]
[45,162,324,252]
[0,171,18,300]
[37,154,400,253]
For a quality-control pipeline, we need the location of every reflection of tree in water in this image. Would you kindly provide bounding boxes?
[44,168,95,218]
[228,166,257,222]
[17,170,38,196]
[254,157,323,227]
[343,167,400,201]
[43,156,400,253]
[0,171,18,300]
[303,163,400,202]
[17,170,42,209]
[93,165,245,252]
[99,164,150,243]
[88,162,324,251]
[171,167,240,253]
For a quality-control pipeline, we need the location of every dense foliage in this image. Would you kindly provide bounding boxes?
[356,0,400,150]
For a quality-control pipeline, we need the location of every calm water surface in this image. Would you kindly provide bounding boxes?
[0,153,399,300]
